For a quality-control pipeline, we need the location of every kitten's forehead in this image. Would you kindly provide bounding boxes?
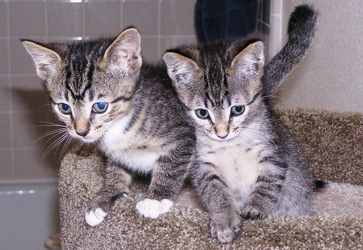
[61,39,112,100]
[198,43,231,108]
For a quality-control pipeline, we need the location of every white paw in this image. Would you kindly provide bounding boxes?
[85,208,108,227]
[136,198,174,219]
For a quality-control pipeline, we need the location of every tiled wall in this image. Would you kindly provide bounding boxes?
[0,0,197,183]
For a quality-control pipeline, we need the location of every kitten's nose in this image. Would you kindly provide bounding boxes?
[76,128,89,137]
[215,124,229,139]
[75,119,90,137]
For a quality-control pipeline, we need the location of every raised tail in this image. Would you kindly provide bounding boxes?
[262,4,318,96]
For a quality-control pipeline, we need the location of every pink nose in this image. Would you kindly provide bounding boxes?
[215,124,229,139]
[74,119,90,137]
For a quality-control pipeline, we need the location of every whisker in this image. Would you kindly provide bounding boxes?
[60,136,74,159]
[42,132,69,159]
[35,121,66,128]
[34,128,67,144]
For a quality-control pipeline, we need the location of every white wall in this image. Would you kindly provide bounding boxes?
[276,0,363,113]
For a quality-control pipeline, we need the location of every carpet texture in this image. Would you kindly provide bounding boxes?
[59,108,363,249]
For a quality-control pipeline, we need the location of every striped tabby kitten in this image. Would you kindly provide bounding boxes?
[22,28,195,226]
[163,5,317,243]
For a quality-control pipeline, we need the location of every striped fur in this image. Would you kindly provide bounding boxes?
[22,28,195,224]
[164,5,317,243]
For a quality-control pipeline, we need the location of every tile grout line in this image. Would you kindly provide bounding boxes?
[6,1,15,179]
[157,0,161,58]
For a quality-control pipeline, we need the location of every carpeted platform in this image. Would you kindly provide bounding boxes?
[59,108,363,249]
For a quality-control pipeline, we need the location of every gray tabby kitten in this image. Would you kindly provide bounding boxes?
[163,5,318,243]
[22,28,195,226]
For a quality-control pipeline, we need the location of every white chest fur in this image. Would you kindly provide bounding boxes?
[198,138,261,205]
[101,116,161,173]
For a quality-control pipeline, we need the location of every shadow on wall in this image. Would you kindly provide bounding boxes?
[12,88,71,168]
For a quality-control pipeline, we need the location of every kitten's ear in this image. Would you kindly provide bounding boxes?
[163,52,201,88]
[22,40,62,81]
[100,28,142,75]
[230,41,265,80]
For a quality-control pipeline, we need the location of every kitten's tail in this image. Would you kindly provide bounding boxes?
[313,180,327,192]
[262,4,318,96]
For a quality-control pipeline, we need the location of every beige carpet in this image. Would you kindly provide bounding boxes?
[59,108,363,249]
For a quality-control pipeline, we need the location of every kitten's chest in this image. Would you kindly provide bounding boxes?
[101,117,161,173]
[198,139,261,202]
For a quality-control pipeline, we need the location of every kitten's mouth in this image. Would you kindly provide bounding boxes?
[209,134,232,141]
[72,133,100,144]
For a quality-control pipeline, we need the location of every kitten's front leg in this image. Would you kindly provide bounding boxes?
[85,161,132,226]
[241,162,286,220]
[136,145,193,219]
[193,162,242,244]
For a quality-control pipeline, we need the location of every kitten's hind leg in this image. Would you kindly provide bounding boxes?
[241,164,285,220]
[85,161,132,226]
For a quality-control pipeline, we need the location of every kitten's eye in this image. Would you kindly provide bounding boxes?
[58,103,71,114]
[92,102,108,113]
[231,105,245,116]
[195,109,210,119]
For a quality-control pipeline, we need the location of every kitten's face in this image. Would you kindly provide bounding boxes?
[164,41,265,141]
[22,28,142,143]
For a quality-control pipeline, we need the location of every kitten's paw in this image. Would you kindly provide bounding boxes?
[85,208,108,227]
[210,211,242,243]
[85,192,127,226]
[136,198,174,219]
[241,205,265,220]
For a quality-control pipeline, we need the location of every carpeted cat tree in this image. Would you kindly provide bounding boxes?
[59,108,363,249]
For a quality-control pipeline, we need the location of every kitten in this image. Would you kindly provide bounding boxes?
[163,5,317,243]
[22,28,195,226]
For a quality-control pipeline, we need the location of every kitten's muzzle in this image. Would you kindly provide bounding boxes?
[215,124,229,139]
[75,119,90,137]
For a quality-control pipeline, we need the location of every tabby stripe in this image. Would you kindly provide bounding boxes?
[88,90,94,102]
[247,91,261,105]
[251,188,278,203]
[65,91,69,102]
[257,174,285,183]
[111,95,133,103]
[199,173,228,195]
[123,106,142,133]
[86,63,95,90]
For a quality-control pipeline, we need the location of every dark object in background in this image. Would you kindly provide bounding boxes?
[195,0,258,42]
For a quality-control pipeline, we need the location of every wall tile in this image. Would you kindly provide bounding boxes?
[11,75,47,113]
[160,36,197,53]
[141,37,159,62]
[0,113,12,148]
[13,148,59,180]
[0,76,11,112]
[0,149,13,180]
[85,1,121,37]
[0,39,9,75]
[0,2,8,37]
[123,0,158,36]
[9,1,45,37]
[11,38,37,75]
[12,111,50,148]
[160,0,196,36]
[47,2,84,37]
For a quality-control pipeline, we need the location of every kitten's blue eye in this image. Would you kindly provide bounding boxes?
[231,105,245,116]
[92,102,108,113]
[195,109,210,119]
[58,103,71,114]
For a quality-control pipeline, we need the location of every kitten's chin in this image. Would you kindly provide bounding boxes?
[71,135,100,144]
[79,138,99,144]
